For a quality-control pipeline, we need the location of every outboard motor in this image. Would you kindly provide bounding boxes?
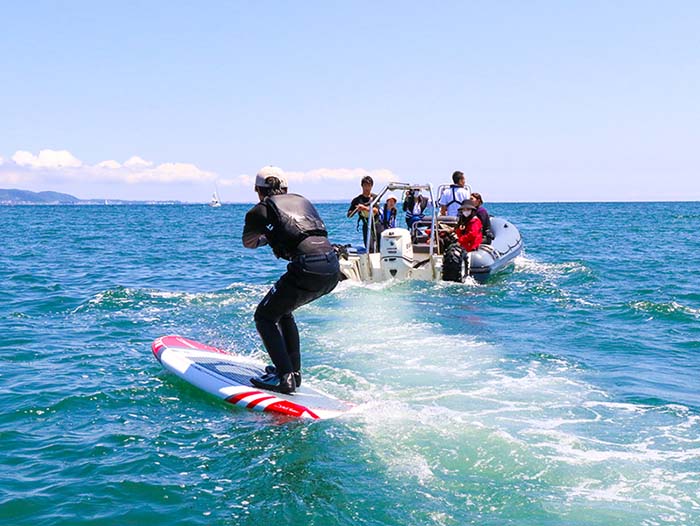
[379,228,413,280]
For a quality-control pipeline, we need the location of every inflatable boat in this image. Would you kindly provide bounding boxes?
[337,183,523,283]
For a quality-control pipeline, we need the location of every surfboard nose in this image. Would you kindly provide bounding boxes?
[151,337,167,362]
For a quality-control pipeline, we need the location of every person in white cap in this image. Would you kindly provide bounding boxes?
[242,166,340,394]
[379,193,399,230]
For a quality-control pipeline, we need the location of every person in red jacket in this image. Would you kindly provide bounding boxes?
[454,200,483,251]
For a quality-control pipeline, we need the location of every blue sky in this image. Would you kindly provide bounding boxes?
[1,1,698,202]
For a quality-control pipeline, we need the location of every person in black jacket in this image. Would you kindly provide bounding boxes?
[242,166,340,394]
[402,189,429,229]
[470,192,495,244]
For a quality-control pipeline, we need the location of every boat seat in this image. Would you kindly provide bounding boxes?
[411,217,457,255]
[413,244,431,254]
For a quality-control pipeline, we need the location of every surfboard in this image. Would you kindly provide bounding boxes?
[152,335,351,420]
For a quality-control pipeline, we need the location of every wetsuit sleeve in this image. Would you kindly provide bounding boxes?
[478,208,492,233]
[242,203,269,249]
[347,195,360,217]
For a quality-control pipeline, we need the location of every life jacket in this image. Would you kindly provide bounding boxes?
[381,207,397,228]
[264,194,328,260]
[442,185,462,212]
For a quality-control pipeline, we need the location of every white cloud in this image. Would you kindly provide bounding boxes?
[219,167,398,188]
[124,156,153,168]
[0,148,400,201]
[0,149,215,187]
[0,168,26,185]
[96,160,122,169]
[288,168,396,184]
[123,162,215,184]
[12,149,82,168]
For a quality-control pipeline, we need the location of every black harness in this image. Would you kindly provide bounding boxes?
[444,185,461,210]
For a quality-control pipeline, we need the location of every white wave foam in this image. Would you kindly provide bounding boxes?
[630,300,700,318]
[192,263,700,519]
[318,288,700,516]
[514,255,590,278]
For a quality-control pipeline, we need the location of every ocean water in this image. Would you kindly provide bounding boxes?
[1,201,699,526]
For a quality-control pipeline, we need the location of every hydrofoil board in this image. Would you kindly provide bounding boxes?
[152,335,351,420]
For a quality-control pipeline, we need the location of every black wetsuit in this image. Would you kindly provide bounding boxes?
[243,193,340,377]
[347,193,377,249]
[476,205,494,244]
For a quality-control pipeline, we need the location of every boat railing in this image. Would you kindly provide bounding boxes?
[434,183,472,216]
[365,182,437,255]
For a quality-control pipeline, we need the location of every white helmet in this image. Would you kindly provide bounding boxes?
[255,166,288,188]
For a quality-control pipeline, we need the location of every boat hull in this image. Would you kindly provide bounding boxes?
[338,217,522,283]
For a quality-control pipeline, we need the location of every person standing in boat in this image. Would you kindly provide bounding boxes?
[438,171,471,216]
[242,166,340,394]
[470,192,494,244]
[347,175,379,249]
[454,200,483,252]
[375,193,399,248]
[402,189,429,229]
[379,193,399,230]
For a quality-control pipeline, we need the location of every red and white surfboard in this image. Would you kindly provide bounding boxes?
[152,335,351,420]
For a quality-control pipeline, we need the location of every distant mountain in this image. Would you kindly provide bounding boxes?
[0,188,79,204]
[0,188,184,205]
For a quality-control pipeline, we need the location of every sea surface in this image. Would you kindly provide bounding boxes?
[1,201,699,526]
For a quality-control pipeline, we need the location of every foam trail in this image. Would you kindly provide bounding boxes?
[307,281,700,523]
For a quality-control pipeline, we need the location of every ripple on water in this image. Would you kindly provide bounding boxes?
[2,203,700,525]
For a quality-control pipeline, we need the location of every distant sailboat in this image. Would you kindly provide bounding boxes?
[210,187,222,208]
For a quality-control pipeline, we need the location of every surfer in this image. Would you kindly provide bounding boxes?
[242,166,340,394]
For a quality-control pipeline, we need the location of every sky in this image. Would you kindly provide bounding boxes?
[1,1,699,203]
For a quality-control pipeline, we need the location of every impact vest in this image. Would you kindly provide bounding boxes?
[264,194,328,260]
[381,207,397,228]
